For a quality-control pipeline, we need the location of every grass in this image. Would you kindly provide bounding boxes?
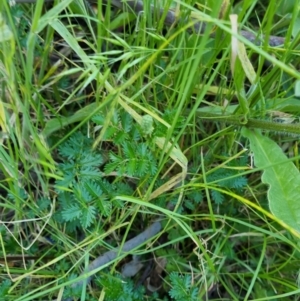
[1,0,300,300]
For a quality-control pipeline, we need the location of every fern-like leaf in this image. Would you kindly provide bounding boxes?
[92,114,105,125]
[97,275,145,301]
[127,158,137,176]
[61,204,82,222]
[122,141,136,159]
[169,273,199,301]
[114,130,128,144]
[84,181,103,198]
[136,158,149,177]
[80,206,96,228]
[211,190,225,205]
[58,132,92,160]
[96,199,112,217]
[79,153,103,168]
[121,111,133,133]
[0,279,11,298]
[105,152,124,174]
[72,184,93,204]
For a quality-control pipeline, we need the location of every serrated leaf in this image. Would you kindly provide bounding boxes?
[121,112,133,133]
[194,193,203,203]
[92,114,105,125]
[117,98,187,174]
[112,110,120,125]
[37,198,51,211]
[131,126,141,140]
[58,143,78,159]
[169,273,198,301]
[0,279,11,296]
[80,206,96,228]
[104,161,121,174]
[116,163,127,176]
[55,172,75,188]
[127,158,137,176]
[148,159,157,176]
[184,199,195,210]
[137,143,148,157]
[84,181,103,198]
[80,153,103,167]
[114,130,128,144]
[137,159,149,177]
[114,182,133,196]
[98,179,114,195]
[122,141,136,159]
[103,127,117,140]
[109,152,122,163]
[73,184,92,203]
[57,191,74,207]
[79,167,102,181]
[211,190,225,205]
[61,204,81,222]
[98,200,112,217]
[242,127,300,232]
[231,176,247,189]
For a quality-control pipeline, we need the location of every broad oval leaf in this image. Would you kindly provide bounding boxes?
[242,127,300,232]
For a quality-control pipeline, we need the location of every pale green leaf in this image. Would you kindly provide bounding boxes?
[237,40,257,85]
[242,127,300,232]
[141,115,154,135]
[0,13,13,42]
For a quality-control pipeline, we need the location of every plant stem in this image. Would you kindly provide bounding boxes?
[196,111,300,136]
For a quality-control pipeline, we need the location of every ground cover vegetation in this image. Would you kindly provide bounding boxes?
[0,0,300,300]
